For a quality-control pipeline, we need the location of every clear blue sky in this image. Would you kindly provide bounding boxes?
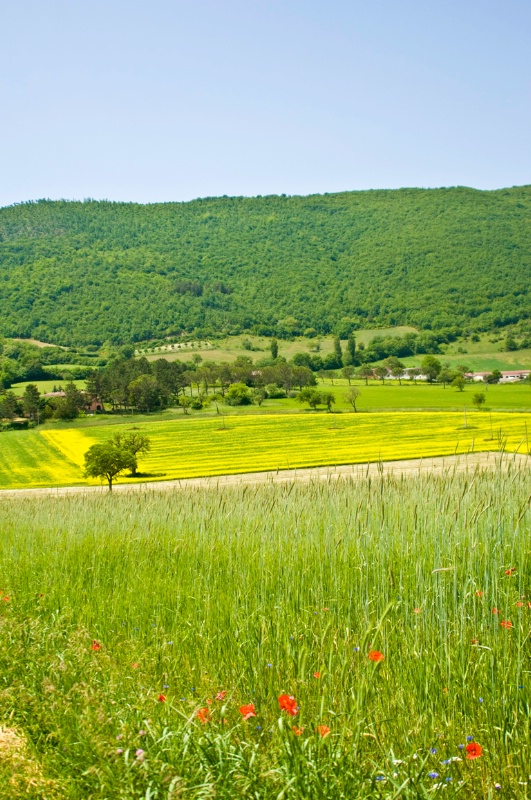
[1,0,529,207]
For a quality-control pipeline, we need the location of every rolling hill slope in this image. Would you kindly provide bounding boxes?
[0,186,529,346]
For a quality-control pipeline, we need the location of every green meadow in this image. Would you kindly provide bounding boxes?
[0,466,530,797]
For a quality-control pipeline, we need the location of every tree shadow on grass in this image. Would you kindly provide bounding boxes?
[125,472,167,479]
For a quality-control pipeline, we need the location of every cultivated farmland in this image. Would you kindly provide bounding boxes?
[0,411,530,489]
[0,466,530,797]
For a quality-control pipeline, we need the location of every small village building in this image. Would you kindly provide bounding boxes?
[468,370,530,384]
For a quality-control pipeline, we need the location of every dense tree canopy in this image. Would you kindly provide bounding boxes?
[0,186,529,346]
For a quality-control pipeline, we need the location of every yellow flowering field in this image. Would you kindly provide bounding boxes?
[0,411,529,489]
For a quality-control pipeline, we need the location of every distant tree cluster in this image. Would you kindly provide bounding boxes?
[84,352,319,414]
[0,336,103,389]
[0,381,88,427]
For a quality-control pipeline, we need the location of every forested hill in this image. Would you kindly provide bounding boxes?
[0,186,529,346]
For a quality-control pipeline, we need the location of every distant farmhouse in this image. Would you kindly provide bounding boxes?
[42,391,104,412]
[467,370,530,384]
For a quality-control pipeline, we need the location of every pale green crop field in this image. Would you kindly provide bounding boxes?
[0,468,530,797]
[1,411,530,489]
[142,328,418,363]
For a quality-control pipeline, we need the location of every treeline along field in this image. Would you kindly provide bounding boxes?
[0,466,530,797]
[0,186,530,345]
[0,411,530,488]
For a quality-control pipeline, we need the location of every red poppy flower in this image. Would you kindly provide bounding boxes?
[475,591,483,597]
[196,707,211,724]
[492,608,500,615]
[131,662,139,669]
[292,726,304,736]
[2,596,10,603]
[239,703,256,721]
[157,693,166,703]
[516,602,524,608]
[500,620,513,629]
[368,650,385,663]
[471,638,479,645]
[466,742,483,759]
[215,691,226,701]
[413,608,421,614]
[278,694,298,716]
[505,568,516,575]
[313,671,321,679]
[316,725,330,738]
[91,640,101,651]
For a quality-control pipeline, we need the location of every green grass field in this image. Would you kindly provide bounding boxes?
[314,381,531,412]
[0,467,530,797]
[10,378,86,394]
[1,410,530,489]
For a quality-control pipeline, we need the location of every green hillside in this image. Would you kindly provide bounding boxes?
[0,186,529,346]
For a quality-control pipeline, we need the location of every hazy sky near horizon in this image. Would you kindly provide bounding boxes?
[0,0,530,207]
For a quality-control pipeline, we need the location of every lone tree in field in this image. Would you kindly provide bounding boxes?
[270,338,279,359]
[472,392,486,411]
[452,375,466,392]
[84,441,136,491]
[112,432,151,476]
[344,386,361,412]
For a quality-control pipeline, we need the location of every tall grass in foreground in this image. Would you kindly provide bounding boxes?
[0,463,530,798]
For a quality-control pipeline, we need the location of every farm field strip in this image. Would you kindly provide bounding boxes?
[1,411,530,489]
[1,468,531,796]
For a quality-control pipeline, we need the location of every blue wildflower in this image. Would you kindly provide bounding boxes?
[467,735,474,741]
[428,772,439,779]
[430,748,437,754]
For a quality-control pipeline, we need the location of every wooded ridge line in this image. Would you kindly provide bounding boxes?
[0,185,529,346]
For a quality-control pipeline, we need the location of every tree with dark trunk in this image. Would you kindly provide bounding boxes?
[84,441,136,491]
[344,386,361,412]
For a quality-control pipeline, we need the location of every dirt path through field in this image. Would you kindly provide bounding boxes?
[0,451,528,498]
